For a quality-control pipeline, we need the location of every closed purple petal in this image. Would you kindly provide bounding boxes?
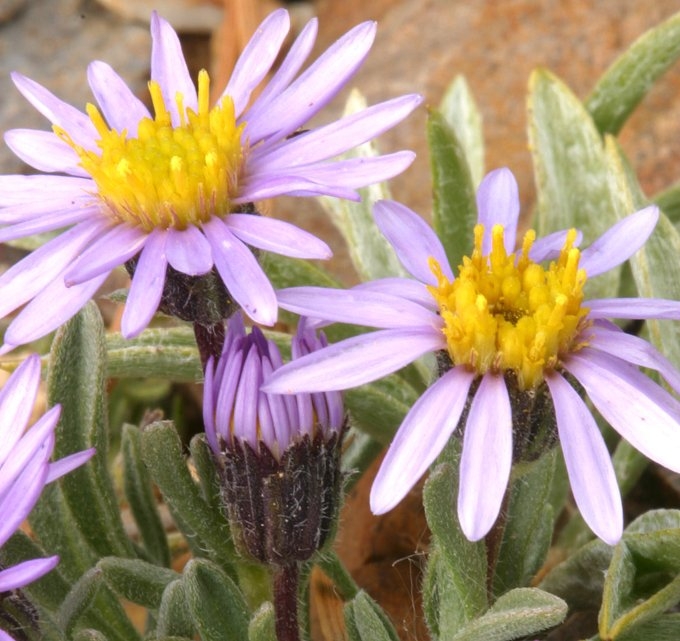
[545,371,623,545]
[4,273,109,347]
[529,229,582,262]
[565,349,680,473]
[277,286,440,330]
[587,323,680,395]
[263,327,444,393]
[150,12,196,123]
[88,61,150,132]
[203,217,277,326]
[371,366,475,514]
[46,447,95,484]
[221,9,290,118]
[226,214,331,260]
[11,72,96,148]
[233,346,261,449]
[249,95,422,169]
[0,556,59,592]
[373,200,453,284]
[586,298,680,320]
[64,223,148,285]
[458,374,512,541]
[166,226,213,275]
[4,129,88,176]
[0,206,99,244]
[0,220,105,317]
[476,168,519,255]
[0,175,93,206]
[243,21,377,142]
[244,18,318,127]
[215,348,244,443]
[0,354,41,464]
[121,228,167,338]
[580,206,659,278]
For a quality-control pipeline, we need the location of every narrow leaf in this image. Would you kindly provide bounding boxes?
[157,580,194,639]
[439,75,485,186]
[98,557,178,609]
[122,424,171,567]
[47,302,133,558]
[56,567,103,637]
[427,109,478,270]
[449,588,567,641]
[344,591,400,641]
[140,421,235,569]
[586,11,680,135]
[528,68,620,300]
[248,603,276,641]
[184,559,250,641]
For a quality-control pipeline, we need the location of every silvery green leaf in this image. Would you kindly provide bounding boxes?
[528,68,620,300]
[344,590,400,641]
[427,109,478,271]
[439,75,485,186]
[586,11,680,135]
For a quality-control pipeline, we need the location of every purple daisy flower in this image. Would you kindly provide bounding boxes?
[0,354,94,593]
[204,313,345,566]
[0,10,421,352]
[264,167,680,545]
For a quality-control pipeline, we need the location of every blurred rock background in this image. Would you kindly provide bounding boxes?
[2,1,680,639]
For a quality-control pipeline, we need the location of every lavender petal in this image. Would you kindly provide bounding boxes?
[0,557,59,592]
[458,374,512,541]
[371,366,475,514]
[545,371,623,545]
[476,168,519,255]
[166,226,213,276]
[121,228,168,338]
[227,214,331,260]
[263,327,444,393]
[203,217,278,326]
[586,298,680,320]
[374,200,453,284]
[580,206,659,278]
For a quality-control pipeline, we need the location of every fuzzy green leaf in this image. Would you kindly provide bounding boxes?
[344,590,400,641]
[422,443,488,632]
[538,537,613,611]
[586,11,680,135]
[428,108,478,270]
[56,568,103,637]
[106,327,201,382]
[493,451,558,595]
[140,421,235,569]
[121,424,171,567]
[449,588,567,641]
[439,75,485,186]
[184,559,250,641]
[248,603,276,641]
[97,557,178,609]
[47,302,133,559]
[157,580,194,639]
[344,374,420,445]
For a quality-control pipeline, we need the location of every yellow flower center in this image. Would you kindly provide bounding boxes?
[55,70,245,231]
[428,224,590,389]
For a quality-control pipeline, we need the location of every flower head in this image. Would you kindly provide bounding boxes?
[0,354,94,593]
[0,10,421,351]
[204,314,345,564]
[264,167,680,545]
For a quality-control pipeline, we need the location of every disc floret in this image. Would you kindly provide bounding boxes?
[56,70,245,231]
[428,223,589,389]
